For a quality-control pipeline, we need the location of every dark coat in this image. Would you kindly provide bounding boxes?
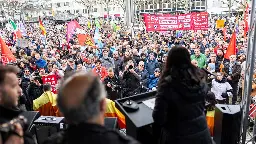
[0,106,35,144]
[103,75,121,100]
[135,68,149,87]
[43,123,139,144]
[223,61,242,82]
[122,71,140,97]
[146,59,159,75]
[27,82,43,102]
[153,75,212,144]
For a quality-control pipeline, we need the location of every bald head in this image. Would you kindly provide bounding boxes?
[58,72,107,124]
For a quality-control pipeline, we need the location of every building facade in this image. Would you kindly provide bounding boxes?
[135,0,207,14]
[49,0,125,18]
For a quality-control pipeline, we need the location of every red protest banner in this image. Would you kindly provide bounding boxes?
[42,75,58,94]
[143,12,208,31]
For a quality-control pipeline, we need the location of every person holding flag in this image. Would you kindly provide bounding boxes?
[39,17,47,36]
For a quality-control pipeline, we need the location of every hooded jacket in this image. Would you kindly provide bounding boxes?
[153,73,212,144]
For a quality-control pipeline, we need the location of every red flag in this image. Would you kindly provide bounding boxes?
[0,38,16,65]
[77,34,86,46]
[224,32,236,59]
[244,3,249,37]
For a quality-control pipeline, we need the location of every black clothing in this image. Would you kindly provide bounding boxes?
[153,74,212,144]
[122,71,140,97]
[104,75,121,100]
[114,58,122,75]
[0,106,35,144]
[135,68,149,87]
[27,82,43,110]
[133,55,140,65]
[223,61,242,82]
[223,61,241,104]
[43,123,139,144]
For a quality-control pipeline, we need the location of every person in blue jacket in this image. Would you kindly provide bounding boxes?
[146,52,159,75]
[148,68,161,90]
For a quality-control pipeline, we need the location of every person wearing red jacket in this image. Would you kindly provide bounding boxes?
[92,60,108,81]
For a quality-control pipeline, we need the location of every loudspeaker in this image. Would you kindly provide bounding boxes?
[21,111,41,133]
[104,117,117,129]
[213,104,241,144]
[33,116,65,144]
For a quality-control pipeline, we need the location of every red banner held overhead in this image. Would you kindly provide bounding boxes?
[42,75,58,94]
[143,12,208,31]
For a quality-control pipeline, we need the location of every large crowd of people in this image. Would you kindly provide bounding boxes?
[0,13,250,144]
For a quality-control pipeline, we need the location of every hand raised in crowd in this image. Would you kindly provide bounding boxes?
[119,71,123,77]
[0,123,24,144]
[129,68,136,74]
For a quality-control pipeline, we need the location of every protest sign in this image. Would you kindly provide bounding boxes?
[42,75,58,94]
[144,12,208,31]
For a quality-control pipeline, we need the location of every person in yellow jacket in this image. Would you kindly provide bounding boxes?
[33,84,61,116]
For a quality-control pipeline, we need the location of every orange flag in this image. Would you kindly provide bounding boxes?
[224,32,236,59]
[0,38,16,65]
[77,34,86,46]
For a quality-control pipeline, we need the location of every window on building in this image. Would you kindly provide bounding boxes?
[67,10,70,13]
[168,3,174,8]
[195,1,200,6]
[104,8,107,11]
[94,8,97,12]
[76,10,79,13]
[57,3,60,7]
[159,2,163,9]
[149,4,153,9]
[201,1,206,6]
[163,3,168,9]
[64,2,69,6]
[154,3,157,9]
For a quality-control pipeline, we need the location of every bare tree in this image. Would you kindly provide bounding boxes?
[76,0,96,17]
[117,0,126,13]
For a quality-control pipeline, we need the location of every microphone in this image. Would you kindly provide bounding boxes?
[123,97,139,112]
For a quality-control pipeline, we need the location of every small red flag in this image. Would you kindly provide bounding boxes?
[224,32,236,59]
[0,38,16,65]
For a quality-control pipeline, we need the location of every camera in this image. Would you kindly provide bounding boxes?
[0,116,27,142]
[128,65,133,70]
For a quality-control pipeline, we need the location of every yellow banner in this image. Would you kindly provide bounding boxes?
[216,20,225,28]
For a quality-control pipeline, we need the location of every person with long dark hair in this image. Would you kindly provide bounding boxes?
[152,46,212,144]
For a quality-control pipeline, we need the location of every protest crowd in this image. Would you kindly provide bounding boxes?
[0,5,253,144]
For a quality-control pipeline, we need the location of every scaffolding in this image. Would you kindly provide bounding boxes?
[240,0,256,143]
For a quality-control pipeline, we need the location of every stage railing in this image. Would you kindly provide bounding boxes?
[241,0,256,143]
